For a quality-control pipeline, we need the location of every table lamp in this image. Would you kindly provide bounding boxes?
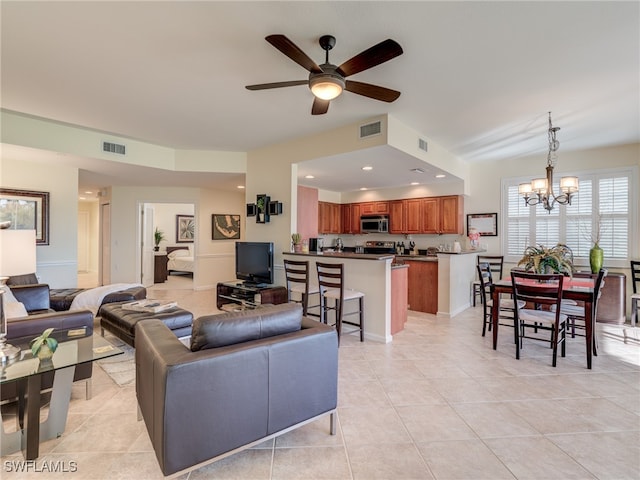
[0,229,37,363]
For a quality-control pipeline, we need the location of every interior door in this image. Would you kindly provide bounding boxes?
[141,204,155,287]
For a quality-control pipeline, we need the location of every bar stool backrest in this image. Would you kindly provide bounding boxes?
[477,255,504,281]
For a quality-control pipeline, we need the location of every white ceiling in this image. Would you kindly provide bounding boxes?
[1,1,638,195]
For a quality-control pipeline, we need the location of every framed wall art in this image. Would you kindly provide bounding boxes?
[0,188,50,245]
[466,213,498,236]
[212,214,240,240]
[176,214,195,243]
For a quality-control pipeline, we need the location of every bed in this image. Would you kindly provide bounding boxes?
[166,246,194,276]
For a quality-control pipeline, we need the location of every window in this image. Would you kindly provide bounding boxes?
[502,167,637,268]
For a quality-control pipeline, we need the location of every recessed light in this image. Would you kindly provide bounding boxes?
[410,182,419,186]
[237,185,245,189]
[360,187,368,191]
[79,196,86,200]
[84,191,93,194]
[362,166,373,171]
[304,175,315,179]
[435,174,446,178]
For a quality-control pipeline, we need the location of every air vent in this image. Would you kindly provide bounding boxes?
[359,121,382,139]
[103,141,126,155]
[418,138,428,152]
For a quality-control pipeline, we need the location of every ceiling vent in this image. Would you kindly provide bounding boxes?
[103,141,126,155]
[411,168,425,174]
[359,121,382,139]
[418,138,428,152]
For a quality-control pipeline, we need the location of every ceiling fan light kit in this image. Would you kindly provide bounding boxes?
[246,34,403,114]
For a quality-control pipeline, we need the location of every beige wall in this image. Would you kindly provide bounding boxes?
[0,157,79,287]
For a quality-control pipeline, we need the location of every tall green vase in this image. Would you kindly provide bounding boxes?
[589,244,603,273]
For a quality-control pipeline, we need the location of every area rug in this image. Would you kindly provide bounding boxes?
[96,334,135,387]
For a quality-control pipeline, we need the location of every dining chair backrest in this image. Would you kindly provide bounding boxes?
[477,255,504,281]
[511,271,565,312]
[477,262,493,298]
[630,261,640,295]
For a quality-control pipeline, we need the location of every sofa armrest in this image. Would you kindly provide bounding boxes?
[6,309,94,339]
[10,284,52,313]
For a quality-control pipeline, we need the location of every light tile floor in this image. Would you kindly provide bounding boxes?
[2,286,639,479]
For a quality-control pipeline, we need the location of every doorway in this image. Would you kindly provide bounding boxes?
[140,202,195,290]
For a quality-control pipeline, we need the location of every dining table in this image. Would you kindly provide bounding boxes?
[490,276,596,369]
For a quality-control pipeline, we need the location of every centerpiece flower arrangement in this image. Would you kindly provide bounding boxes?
[517,243,574,276]
[583,214,605,273]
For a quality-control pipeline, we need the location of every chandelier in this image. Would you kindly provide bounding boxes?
[518,112,578,212]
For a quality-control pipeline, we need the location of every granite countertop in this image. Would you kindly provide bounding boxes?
[283,251,394,261]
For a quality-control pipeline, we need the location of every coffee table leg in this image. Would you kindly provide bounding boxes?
[40,366,75,442]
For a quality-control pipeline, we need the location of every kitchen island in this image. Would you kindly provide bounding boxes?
[283,251,402,342]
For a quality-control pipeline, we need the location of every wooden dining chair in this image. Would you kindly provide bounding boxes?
[511,271,568,367]
[552,270,607,354]
[477,262,524,339]
[630,261,640,328]
[472,255,504,306]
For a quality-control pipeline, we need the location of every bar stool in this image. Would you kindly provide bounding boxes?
[283,259,320,317]
[316,262,365,344]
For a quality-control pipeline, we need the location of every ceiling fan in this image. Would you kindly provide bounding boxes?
[246,34,403,115]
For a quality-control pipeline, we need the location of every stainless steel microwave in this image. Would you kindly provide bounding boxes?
[361,215,389,233]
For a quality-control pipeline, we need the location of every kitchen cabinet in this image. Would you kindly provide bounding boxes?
[389,199,421,234]
[389,200,404,234]
[341,203,361,234]
[421,195,463,235]
[360,201,389,215]
[391,265,409,334]
[404,260,438,314]
[318,201,341,234]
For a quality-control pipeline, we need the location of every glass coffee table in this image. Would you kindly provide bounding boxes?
[0,329,123,459]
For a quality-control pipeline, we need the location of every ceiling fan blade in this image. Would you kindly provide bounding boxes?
[266,35,323,74]
[337,39,403,77]
[345,80,401,102]
[311,97,330,115]
[245,80,308,91]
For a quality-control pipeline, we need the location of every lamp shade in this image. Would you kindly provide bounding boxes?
[309,74,345,100]
[0,230,37,277]
[560,176,579,193]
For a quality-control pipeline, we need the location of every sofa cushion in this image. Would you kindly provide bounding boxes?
[6,273,38,286]
[190,303,303,351]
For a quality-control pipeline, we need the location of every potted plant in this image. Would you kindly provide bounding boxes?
[256,197,266,222]
[154,227,165,251]
[30,327,58,360]
[291,233,302,253]
[517,243,574,276]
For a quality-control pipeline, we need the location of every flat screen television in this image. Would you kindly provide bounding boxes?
[235,241,274,286]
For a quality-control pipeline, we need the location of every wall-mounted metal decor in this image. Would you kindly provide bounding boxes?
[0,188,50,245]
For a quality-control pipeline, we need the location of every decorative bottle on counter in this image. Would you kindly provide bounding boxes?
[453,241,462,253]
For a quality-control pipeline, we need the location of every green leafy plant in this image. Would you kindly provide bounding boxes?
[291,233,301,245]
[30,328,58,357]
[154,227,166,246]
[517,243,574,276]
[256,197,265,213]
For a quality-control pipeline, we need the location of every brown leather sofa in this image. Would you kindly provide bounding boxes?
[3,306,95,403]
[135,303,339,476]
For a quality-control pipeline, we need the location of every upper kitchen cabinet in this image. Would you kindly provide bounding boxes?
[342,203,361,234]
[389,199,421,234]
[318,201,342,234]
[360,201,389,215]
[421,195,463,235]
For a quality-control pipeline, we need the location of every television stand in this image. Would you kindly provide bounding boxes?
[216,281,288,310]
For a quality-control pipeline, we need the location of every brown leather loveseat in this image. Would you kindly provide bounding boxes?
[135,303,339,476]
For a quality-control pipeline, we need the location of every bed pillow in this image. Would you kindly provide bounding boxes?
[168,249,189,259]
